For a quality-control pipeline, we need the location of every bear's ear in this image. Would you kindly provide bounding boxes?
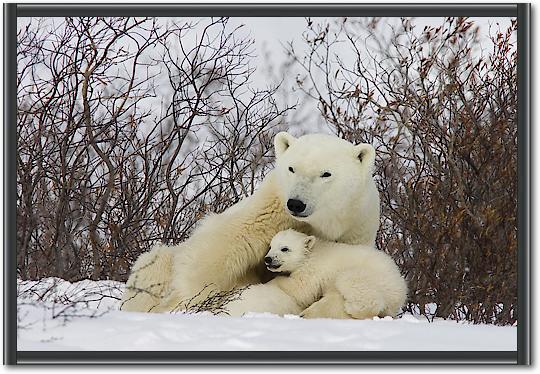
[353,143,375,171]
[304,236,316,252]
[274,132,297,158]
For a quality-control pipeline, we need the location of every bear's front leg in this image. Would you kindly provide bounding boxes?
[150,284,219,313]
[300,291,351,319]
[225,283,302,317]
[147,289,187,313]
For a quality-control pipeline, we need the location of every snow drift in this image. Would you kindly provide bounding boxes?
[16,278,516,351]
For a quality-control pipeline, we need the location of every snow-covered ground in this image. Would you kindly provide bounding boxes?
[17,278,516,351]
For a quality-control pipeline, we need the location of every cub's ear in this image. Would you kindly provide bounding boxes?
[304,236,316,252]
[353,143,375,171]
[274,132,297,158]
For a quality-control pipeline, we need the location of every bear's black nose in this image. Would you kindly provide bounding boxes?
[287,198,306,214]
[264,256,272,264]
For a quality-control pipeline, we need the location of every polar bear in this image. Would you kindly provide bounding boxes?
[120,132,380,313]
[226,229,407,319]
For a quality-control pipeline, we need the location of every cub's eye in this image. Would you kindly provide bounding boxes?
[281,247,289,252]
[288,167,294,173]
[321,172,332,178]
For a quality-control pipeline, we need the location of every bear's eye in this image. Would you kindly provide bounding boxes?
[321,172,332,178]
[281,247,289,252]
[288,167,294,173]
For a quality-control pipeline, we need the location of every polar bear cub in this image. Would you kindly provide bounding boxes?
[227,229,407,319]
[267,229,407,319]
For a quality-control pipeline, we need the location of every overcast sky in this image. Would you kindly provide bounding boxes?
[229,17,513,85]
[18,16,514,135]
[225,17,513,133]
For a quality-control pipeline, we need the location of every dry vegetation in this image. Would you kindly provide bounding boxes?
[17,17,291,281]
[17,17,517,325]
[288,17,517,325]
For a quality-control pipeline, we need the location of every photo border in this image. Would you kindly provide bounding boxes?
[4,2,530,365]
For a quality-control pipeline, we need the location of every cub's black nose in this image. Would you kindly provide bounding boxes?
[264,256,272,264]
[287,199,306,214]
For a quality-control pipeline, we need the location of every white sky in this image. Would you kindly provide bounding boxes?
[230,17,513,84]
[226,17,514,133]
[17,16,514,134]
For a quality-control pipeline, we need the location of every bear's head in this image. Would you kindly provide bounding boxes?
[274,131,375,223]
[264,229,316,273]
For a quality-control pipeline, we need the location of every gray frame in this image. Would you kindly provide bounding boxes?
[4,2,530,365]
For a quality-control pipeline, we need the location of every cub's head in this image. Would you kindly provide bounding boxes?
[264,229,316,273]
[273,131,375,223]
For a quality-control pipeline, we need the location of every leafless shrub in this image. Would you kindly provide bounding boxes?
[167,284,248,316]
[17,17,293,282]
[288,17,517,325]
[17,277,123,329]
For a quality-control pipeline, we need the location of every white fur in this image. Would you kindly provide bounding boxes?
[120,132,380,313]
[120,245,175,312]
[273,132,380,245]
[225,284,303,317]
[226,229,407,319]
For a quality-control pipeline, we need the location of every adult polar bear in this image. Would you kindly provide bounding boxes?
[120,132,380,314]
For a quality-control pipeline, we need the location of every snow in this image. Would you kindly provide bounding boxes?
[17,278,516,352]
